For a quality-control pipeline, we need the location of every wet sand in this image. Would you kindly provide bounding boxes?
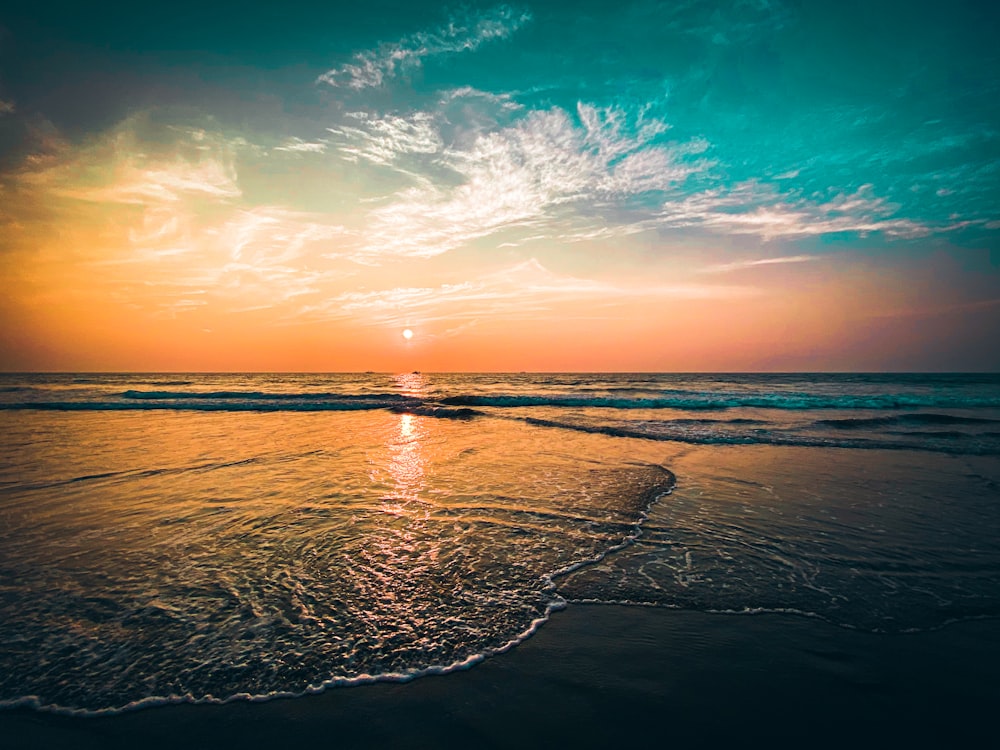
[3,603,998,749]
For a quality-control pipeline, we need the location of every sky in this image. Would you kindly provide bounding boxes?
[0,0,998,372]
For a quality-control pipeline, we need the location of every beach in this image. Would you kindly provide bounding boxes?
[4,603,998,748]
[2,373,999,746]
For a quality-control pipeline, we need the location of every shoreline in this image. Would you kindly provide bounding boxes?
[3,603,998,749]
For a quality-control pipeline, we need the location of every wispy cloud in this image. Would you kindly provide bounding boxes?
[657,182,933,240]
[60,159,241,204]
[323,87,521,178]
[18,121,243,205]
[329,111,443,166]
[0,99,14,115]
[298,258,757,327]
[349,103,707,260]
[317,5,531,90]
[321,89,945,260]
[118,203,350,314]
[698,254,820,273]
[5,117,353,318]
[273,137,328,155]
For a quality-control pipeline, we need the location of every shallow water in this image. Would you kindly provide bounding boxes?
[1,372,999,713]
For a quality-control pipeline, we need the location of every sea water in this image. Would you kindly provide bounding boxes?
[1,373,998,714]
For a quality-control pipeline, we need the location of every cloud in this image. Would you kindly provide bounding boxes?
[656,182,933,240]
[101,203,350,318]
[118,202,350,315]
[317,5,531,90]
[773,169,800,180]
[273,137,328,154]
[0,99,14,115]
[300,258,757,327]
[350,103,707,260]
[323,92,942,260]
[215,207,348,267]
[17,121,243,205]
[3,116,352,318]
[61,159,241,204]
[324,87,522,177]
[698,254,820,273]
[329,111,443,166]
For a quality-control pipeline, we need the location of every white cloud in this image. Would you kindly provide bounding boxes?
[329,111,443,166]
[317,5,531,90]
[327,88,525,170]
[93,200,350,316]
[273,137,328,154]
[657,182,932,240]
[318,85,939,257]
[136,206,349,316]
[698,254,820,274]
[437,86,521,109]
[215,206,348,264]
[351,104,706,260]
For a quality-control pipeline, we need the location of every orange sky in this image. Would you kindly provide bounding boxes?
[2,3,998,371]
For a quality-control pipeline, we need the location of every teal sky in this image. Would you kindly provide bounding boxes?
[1,1,998,371]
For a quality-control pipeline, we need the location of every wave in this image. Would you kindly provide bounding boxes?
[0,390,426,412]
[522,417,1000,455]
[0,400,413,413]
[5,384,1000,413]
[0,464,675,717]
[816,413,1000,429]
[442,393,1000,410]
[389,405,484,420]
[121,390,416,402]
[0,605,560,717]
[669,417,766,424]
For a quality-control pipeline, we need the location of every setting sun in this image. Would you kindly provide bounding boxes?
[402,329,414,340]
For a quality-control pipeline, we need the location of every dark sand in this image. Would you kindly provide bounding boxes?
[3,603,997,749]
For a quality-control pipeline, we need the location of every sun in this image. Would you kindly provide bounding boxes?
[402,328,414,340]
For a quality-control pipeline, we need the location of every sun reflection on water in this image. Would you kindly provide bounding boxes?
[389,413,425,499]
[400,412,415,440]
[383,378,427,514]
[393,371,426,396]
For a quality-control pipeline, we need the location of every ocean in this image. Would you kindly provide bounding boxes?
[1,372,999,718]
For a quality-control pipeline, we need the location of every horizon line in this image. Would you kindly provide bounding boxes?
[2,371,999,376]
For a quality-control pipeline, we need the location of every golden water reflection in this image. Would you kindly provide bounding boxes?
[390,413,425,495]
[384,373,428,514]
[393,371,426,397]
